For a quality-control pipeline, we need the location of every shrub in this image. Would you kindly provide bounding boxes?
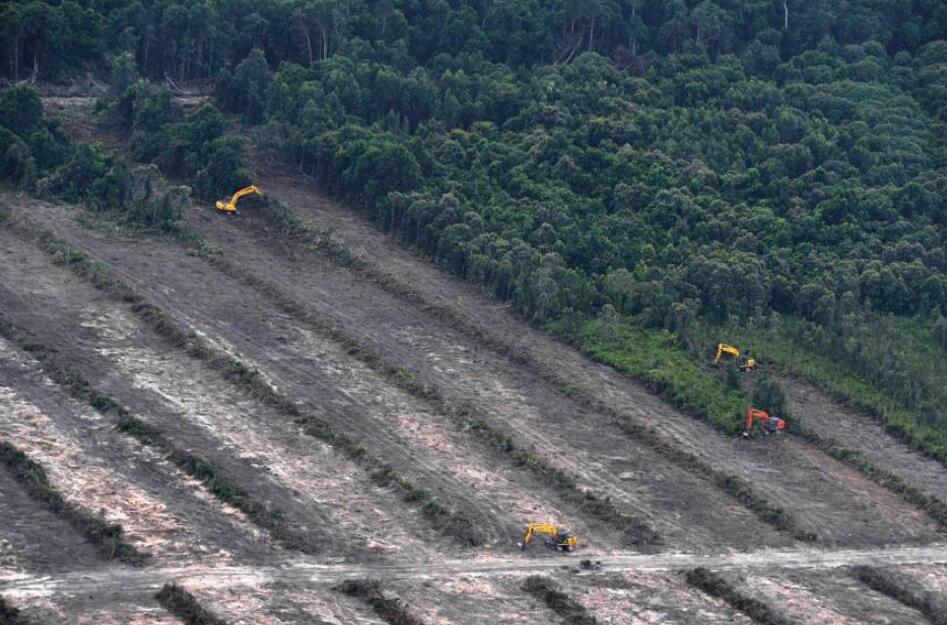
[685,568,796,625]
[155,584,227,625]
[751,373,788,417]
[335,579,424,625]
[725,362,741,390]
[852,566,947,625]
[522,576,599,625]
[0,86,43,135]
[0,441,145,564]
[0,597,32,625]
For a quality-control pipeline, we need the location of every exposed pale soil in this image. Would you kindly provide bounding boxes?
[0,97,944,622]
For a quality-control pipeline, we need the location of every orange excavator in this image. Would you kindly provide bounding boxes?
[744,408,785,438]
[519,523,577,552]
[215,185,263,214]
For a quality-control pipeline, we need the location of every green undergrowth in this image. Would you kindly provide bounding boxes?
[565,318,747,434]
[335,579,425,625]
[252,196,810,543]
[4,217,483,548]
[722,321,947,468]
[521,576,600,625]
[0,313,314,553]
[685,568,797,625]
[0,439,145,565]
[571,311,947,532]
[155,584,228,625]
[852,566,947,625]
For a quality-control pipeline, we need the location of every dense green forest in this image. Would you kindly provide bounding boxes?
[2,1,947,458]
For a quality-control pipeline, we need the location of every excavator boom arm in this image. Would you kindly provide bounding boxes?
[522,523,558,546]
[715,343,740,364]
[216,185,263,212]
[229,185,263,205]
[520,523,577,551]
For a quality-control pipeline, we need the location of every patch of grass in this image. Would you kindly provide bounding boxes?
[250,198,805,542]
[0,440,146,565]
[522,576,599,625]
[559,383,587,397]
[685,568,797,625]
[155,584,228,625]
[573,319,746,434]
[335,579,425,625]
[852,566,947,625]
[725,319,947,468]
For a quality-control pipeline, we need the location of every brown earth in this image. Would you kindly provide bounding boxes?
[236,168,945,547]
[0,98,944,622]
[779,373,947,497]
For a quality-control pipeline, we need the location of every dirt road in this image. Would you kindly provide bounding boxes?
[3,543,946,602]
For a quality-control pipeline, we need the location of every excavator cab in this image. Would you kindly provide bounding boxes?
[715,343,756,371]
[216,185,263,214]
[519,523,578,552]
[744,408,785,438]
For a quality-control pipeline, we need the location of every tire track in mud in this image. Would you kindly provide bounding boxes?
[3,543,946,601]
[1,198,644,552]
[569,571,758,625]
[734,569,933,625]
[186,582,388,625]
[248,174,946,548]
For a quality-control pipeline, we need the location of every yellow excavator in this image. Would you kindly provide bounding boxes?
[714,343,756,372]
[519,523,578,552]
[215,185,263,214]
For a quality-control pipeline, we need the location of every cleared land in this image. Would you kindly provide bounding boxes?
[0,101,945,621]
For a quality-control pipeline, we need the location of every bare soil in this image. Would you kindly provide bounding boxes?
[212,170,945,548]
[725,568,932,625]
[189,203,793,552]
[1,196,648,553]
[0,225,451,563]
[1,100,946,621]
[779,373,947,498]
